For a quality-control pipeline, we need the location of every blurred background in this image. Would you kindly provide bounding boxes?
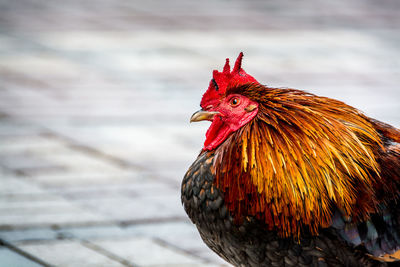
[0,0,399,266]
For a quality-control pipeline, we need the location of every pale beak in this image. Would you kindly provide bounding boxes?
[190,110,220,123]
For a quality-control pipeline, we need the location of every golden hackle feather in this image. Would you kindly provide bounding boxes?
[213,84,384,237]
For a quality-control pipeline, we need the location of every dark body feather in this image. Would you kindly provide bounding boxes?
[182,138,400,266]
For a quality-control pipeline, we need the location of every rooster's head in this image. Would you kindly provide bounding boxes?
[190,52,259,150]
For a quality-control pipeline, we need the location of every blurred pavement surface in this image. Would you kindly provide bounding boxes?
[0,0,399,266]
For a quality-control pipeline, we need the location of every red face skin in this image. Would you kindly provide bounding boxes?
[193,52,260,150]
[202,94,259,150]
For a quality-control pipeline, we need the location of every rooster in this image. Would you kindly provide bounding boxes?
[181,52,400,266]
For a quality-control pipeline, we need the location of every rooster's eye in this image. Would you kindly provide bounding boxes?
[230,97,240,107]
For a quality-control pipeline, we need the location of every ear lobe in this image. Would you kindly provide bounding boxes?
[245,104,257,112]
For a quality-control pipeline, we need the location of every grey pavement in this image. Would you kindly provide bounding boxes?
[0,0,399,266]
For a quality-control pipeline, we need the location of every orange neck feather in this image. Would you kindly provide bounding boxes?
[213,85,383,237]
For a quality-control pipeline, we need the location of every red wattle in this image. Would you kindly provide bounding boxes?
[204,116,231,150]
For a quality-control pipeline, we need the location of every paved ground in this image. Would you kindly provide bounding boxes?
[0,0,399,266]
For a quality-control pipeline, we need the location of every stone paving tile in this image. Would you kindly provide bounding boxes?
[0,176,108,229]
[0,222,228,265]
[46,182,157,199]
[27,173,145,188]
[0,175,46,195]
[0,153,64,175]
[0,132,139,186]
[0,120,43,137]
[0,247,42,267]
[57,225,128,240]
[18,240,126,267]
[0,209,105,229]
[1,0,399,31]
[5,221,226,265]
[0,134,68,153]
[122,221,228,265]
[0,228,59,243]
[91,236,218,267]
[41,123,209,184]
[74,192,185,222]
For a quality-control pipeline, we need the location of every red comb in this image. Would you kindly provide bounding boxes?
[200,52,258,108]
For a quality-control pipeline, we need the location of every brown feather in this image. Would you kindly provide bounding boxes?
[213,84,389,237]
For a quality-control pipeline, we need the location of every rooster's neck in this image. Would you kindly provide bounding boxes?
[212,90,384,237]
